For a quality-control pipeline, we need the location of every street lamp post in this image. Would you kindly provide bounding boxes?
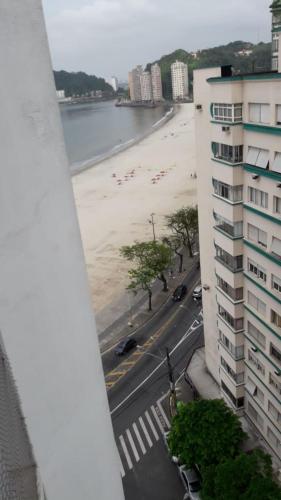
[148,213,156,242]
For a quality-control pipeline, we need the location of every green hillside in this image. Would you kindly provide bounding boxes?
[146,41,271,99]
[53,70,113,97]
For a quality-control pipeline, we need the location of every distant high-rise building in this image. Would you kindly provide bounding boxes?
[171,60,189,101]
[128,65,143,102]
[140,71,153,101]
[106,76,118,92]
[151,63,163,101]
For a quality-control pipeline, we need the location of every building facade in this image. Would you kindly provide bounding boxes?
[107,76,118,92]
[140,71,153,101]
[271,0,281,70]
[151,63,163,101]
[171,60,188,101]
[0,2,125,499]
[128,65,143,102]
[194,7,281,461]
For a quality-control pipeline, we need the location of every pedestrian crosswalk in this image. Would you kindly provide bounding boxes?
[117,402,170,478]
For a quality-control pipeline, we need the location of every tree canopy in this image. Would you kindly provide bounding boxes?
[120,241,172,310]
[53,70,113,97]
[168,400,245,468]
[166,206,198,258]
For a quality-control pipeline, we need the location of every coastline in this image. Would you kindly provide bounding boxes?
[70,105,176,176]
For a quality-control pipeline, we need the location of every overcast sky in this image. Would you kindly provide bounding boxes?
[42,0,271,80]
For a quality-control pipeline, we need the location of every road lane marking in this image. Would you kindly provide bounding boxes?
[156,400,171,429]
[138,417,153,448]
[145,411,159,441]
[119,435,133,470]
[133,423,146,455]
[126,429,140,462]
[151,405,164,434]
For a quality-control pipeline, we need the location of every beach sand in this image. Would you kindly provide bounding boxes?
[72,103,197,334]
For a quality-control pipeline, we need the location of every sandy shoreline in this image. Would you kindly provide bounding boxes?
[72,103,197,334]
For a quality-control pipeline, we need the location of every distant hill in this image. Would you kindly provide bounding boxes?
[53,70,113,97]
[146,41,271,99]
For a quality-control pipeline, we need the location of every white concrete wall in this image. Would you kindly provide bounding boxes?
[0,2,124,499]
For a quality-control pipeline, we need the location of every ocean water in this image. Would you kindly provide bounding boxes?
[59,100,168,171]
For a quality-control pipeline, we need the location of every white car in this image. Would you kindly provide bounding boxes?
[192,285,202,300]
[178,466,201,500]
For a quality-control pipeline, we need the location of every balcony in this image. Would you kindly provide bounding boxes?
[211,103,243,124]
[214,212,243,239]
[212,143,243,164]
[215,244,243,273]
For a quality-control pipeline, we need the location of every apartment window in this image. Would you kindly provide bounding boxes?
[215,245,243,272]
[246,147,269,169]
[247,321,266,349]
[272,274,281,294]
[248,350,265,375]
[247,258,267,283]
[269,372,281,395]
[221,381,244,408]
[247,401,264,428]
[272,35,279,53]
[219,331,244,360]
[271,309,281,328]
[214,212,243,238]
[248,187,268,208]
[218,304,244,331]
[273,196,281,214]
[221,356,244,384]
[267,427,280,451]
[245,377,264,403]
[249,103,270,124]
[213,103,243,123]
[271,236,281,259]
[270,343,281,366]
[213,179,243,202]
[272,152,281,174]
[276,104,281,125]
[268,401,281,424]
[217,275,243,301]
[248,291,266,317]
[247,223,267,248]
[212,143,243,163]
[272,57,279,71]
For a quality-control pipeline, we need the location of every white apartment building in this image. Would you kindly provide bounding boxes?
[128,65,143,102]
[140,71,153,101]
[194,2,281,460]
[151,63,163,101]
[107,76,118,92]
[171,60,188,101]
[0,2,125,499]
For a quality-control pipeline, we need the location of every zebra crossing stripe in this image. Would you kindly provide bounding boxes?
[119,435,133,470]
[157,402,171,429]
[126,429,140,462]
[138,416,153,448]
[151,405,164,434]
[145,410,159,441]
[133,423,146,455]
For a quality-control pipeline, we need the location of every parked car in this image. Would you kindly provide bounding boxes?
[172,284,187,302]
[192,285,202,300]
[178,466,201,500]
[163,431,180,464]
[115,337,137,356]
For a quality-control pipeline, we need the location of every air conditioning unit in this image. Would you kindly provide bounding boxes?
[196,104,202,110]
[222,126,230,132]
[251,346,258,353]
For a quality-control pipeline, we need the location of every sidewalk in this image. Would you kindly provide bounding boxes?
[98,250,200,352]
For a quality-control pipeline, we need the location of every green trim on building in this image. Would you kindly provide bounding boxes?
[272,27,281,32]
[210,103,214,118]
[244,239,281,267]
[214,226,243,241]
[244,123,281,136]
[212,158,243,168]
[245,334,281,374]
[244,272,281,306]
[213,194,243,206]
[244,204,281,226]
[207,73,281,84]
[245,362,281,406]
[210,120,243,126]
[244,164,281,181]
[244,304,281,341]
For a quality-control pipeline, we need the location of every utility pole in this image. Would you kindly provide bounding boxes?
[148,213,156,242]
[166,347,177,416]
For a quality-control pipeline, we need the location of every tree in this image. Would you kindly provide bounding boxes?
[201,450,281,500]
[168,400,245,469]
[166,207,198,258]
[120,241,172,310]
[162,235,184,273]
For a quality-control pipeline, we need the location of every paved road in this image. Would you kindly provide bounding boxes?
[101,265,204,500]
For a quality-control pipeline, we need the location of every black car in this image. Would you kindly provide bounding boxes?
[115,337,137,355]
[172,284,187,302]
